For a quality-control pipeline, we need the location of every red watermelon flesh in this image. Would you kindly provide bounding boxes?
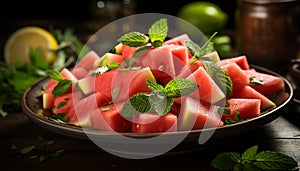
[178,97,223,131]
[177,60,204,78]
[233,86,276,110]
[163,33,191,46]
[121,44,138,58]
[187,66,225,104]
[71,51,100,78]
[90,104,130,132]
[43,68,78,109]
[221,98,261,122]
[244,69,285,98]
[221,62,250,95]
[218,55,250,70]
[131,113,177,133]
[52,91,83,124]
[139,46,176,78]
[112,67,156,103]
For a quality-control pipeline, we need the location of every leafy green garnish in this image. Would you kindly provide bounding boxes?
[90,62,120,76]
[118,32,149,47]
[148,18,168,47]
[8,136,64,162]
[117,18,168,69]
[211,145,298,170]
[250,77,264,86]
[186,34,233,97]
[121,78,198,117]
[52,79,72,97]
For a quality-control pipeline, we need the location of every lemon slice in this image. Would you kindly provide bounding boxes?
[4,26,58,66]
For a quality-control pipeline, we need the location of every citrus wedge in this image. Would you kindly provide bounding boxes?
[4,26,58,66]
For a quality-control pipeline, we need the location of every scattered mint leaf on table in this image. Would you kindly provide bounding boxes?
[8,136,64,162]
[211,145,298,170]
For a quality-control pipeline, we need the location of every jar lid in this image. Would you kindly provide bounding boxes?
[243,0,296,4]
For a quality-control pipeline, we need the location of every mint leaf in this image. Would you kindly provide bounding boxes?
[202,59,232,97]
[148,18,168,48]
[253,151,298,170]
[121,93,152,117]
[118,32,149,47]
[152,96,173,116]
[146,80,165,93]
[249,77,264,86]
[164,78,198,98]
[123,46,151,69]
[47,70,64,82]
[52,79,72,97]
[211,145,298,171]
[242,145,258,160]
[211,152,241,170]
[186,32,217,62]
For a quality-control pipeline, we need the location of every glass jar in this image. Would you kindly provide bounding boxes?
[236,0,299,73]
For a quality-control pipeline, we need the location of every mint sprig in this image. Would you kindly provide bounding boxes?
[148,18,168,47]
[185,35,233,97]
[211,145,298,170]
[47,70,72,97]
[121,78,198,117]
[117,32,149,47]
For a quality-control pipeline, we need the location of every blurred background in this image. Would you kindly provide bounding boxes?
[0,0,237,58]
[0,0,299,71]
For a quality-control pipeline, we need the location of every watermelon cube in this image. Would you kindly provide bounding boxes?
[90,104,130,132]
[218,55,250,70]
[244,69,285,98]
[221,62,250,95]
[221,98,261,122]
[131,113,177,133]
[178,97,224,131]
[233,86,276,110]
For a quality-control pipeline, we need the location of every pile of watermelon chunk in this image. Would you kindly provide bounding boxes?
[42,34,285,133]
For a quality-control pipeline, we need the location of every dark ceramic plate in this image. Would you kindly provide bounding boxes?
[21,65,293,157]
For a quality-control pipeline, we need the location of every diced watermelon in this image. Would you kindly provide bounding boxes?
[233,86,276,110]
[187,66,225,104]
[221,98,261,122]
[221,62,250,95]
[122,44,138,58]
[131,113,177,133]
[218,55,250,70]
[178,97,223,131]
[71,51,100,79]
[90,104,130,132]
[112,67,157,103]
[52,91,83,124]
[43,68,78,109]
[93,52,126,67]
[177,60,204,78]
[163,33,192,46]
[139,47,176,78]
[244,69,285,98]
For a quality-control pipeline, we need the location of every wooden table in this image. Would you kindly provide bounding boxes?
[1,103,300,171]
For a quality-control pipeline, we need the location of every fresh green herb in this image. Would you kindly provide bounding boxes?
[118,18,168,69]
[51,113,69,122]
[52,79,72,97]
[217,107,231,115]
[47,70,64,82]
[57,101,67,109]
[148,18,168,47]
[225,112,243,125]
[250,77,264,86]
[118,32,149,47]
[186,35,233,97]
[211,145,298,170]
[8,136,64,162]
[121,78,198,117]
